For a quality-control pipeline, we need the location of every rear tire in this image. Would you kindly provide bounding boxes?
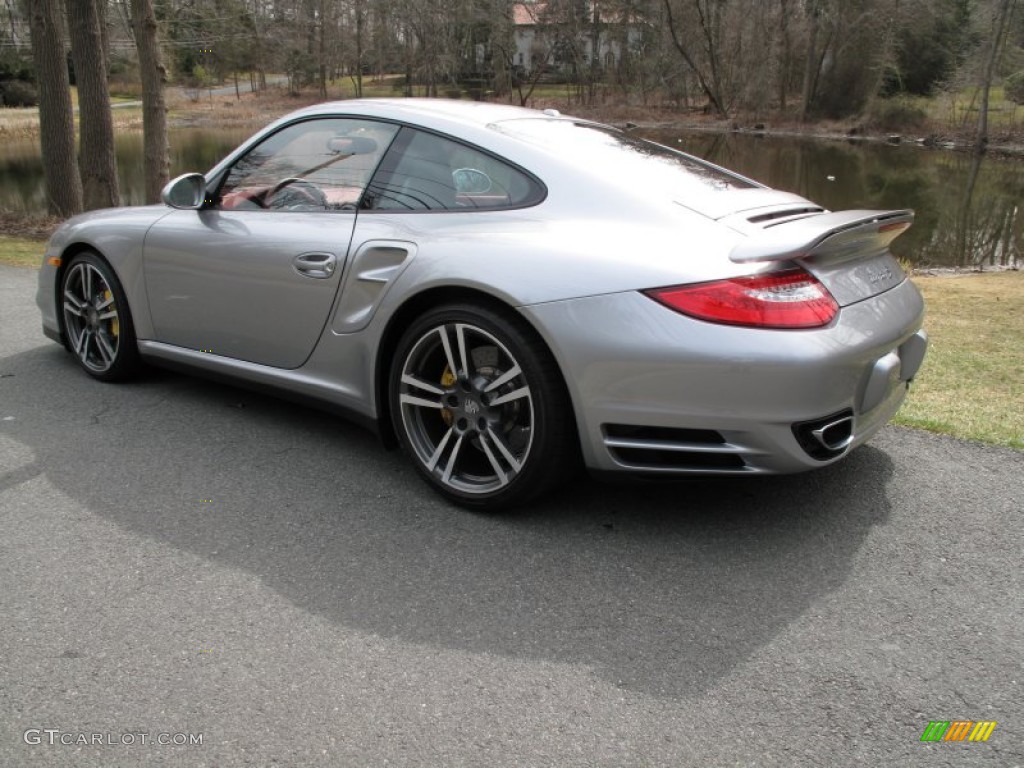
[390,303,575,510]
[60,251,141,382]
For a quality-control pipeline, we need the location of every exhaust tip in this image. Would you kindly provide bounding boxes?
[793,409,854,461]
[811,416,855,452]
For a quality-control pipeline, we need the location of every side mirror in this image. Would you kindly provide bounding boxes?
[161,173,208,209]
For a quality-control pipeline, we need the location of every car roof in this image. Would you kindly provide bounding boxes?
[218,99,769,218]
[286,98,560,131]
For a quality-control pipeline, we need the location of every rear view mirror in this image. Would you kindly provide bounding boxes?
[161,173,207,210]
[327,136,378,155]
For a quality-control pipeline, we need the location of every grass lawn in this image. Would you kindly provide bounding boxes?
[1,232,1019,450]
[934,86,1024,132]
[0,235,44,268]
[897,272,1023,450]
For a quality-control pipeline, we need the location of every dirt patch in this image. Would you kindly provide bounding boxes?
[166,87,315,130]
[0,211,63,240]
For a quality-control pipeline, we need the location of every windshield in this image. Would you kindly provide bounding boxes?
[492,119,758,197]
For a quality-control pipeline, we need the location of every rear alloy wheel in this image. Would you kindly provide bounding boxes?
[60,251,140,381]
[391,304,574,509]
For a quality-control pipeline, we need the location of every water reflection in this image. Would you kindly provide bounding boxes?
[0,125,1019,268]
[651,130,1022,269]
[0,127,249,213]
[109,129,252,208]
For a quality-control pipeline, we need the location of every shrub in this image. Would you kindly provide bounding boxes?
[865,98,929,132]
[108,53,140,98]
[1005,71,1024,105]
[0,80,38,107]
[109,81,143,100]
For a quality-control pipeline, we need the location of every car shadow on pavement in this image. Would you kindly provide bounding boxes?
[1,343,894,701]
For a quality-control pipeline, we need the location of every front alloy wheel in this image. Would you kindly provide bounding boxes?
[60,251,140,381]
[391,304,574,509]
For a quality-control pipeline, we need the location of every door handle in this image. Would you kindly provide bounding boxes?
[293,252,336,279]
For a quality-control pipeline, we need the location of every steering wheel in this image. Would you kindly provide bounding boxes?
[265,177,328,210]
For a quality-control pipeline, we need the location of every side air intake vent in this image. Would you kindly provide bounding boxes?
[602,424,748,472]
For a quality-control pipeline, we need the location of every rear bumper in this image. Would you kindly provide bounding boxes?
[521,279,926,475]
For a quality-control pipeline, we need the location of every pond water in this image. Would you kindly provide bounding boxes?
[0,127,251,215]
[649,130,1023,270]
[0,125,1020,269]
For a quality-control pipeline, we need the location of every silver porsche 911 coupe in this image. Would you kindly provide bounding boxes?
[37,99,927,509]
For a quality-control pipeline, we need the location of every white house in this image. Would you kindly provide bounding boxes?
[511,1,642,75]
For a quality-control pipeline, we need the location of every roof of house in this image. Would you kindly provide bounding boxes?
[512,1,638,26]
[512,2,547,25]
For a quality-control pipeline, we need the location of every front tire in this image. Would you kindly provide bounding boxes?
[390,303,575,510]
[60,251,140,381]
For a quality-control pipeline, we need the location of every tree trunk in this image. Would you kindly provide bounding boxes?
[67,0,120,210]
[800,1,820,121]
[131,0,169,203]
[778,0,792,110]
[662,0,728,117]
[975,0,1014,150]
[317,0,327,99]
[404,25,413,97]
[27,0,83,217]
[354,0,364,98]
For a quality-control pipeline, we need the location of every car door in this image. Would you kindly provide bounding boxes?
[143,117,398,369]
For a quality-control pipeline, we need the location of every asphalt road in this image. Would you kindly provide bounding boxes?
[1,263,1021,767]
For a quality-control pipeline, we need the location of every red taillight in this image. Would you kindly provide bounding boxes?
[645,269,839,329]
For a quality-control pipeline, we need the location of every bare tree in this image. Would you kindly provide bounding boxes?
[975,0,1016,149]
[27,0,83,216]
[799,0,829,121]
[662,0,728,116]
[68,0,120,209]
[353,0,365,96]
[316,0,328,99]
[777,0,794,110]
[131,0,169,203]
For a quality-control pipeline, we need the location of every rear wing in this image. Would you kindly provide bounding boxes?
[729,209,914,264]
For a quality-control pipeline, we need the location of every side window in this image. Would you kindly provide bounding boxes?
[365,128,544,211]
[216,118,398,212]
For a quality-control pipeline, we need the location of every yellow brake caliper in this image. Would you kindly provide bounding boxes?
[104,289,119,338]
[440,366,456,426]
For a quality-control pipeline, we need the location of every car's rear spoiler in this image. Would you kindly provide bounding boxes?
[729,209,914,264]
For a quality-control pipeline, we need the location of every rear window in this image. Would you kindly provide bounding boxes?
[364,127,544,211]
[492,119,757,196]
